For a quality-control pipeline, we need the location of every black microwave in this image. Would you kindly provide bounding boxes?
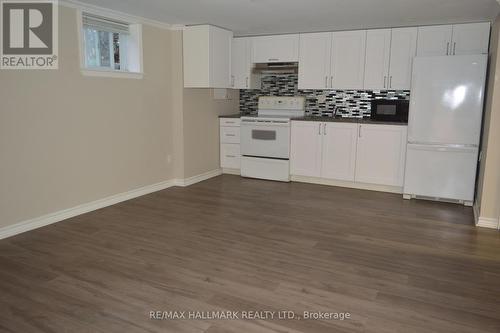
[370,99,409,123]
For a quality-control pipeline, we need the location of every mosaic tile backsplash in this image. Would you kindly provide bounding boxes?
[239,74,411,118]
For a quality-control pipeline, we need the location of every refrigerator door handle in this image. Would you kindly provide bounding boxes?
[407,143,478,153]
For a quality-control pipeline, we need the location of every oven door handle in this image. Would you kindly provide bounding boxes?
[241,121,290,127]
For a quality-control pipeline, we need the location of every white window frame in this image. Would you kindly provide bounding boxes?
[77,10,144,79]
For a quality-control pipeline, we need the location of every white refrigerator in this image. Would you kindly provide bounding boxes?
[403,55,487,204]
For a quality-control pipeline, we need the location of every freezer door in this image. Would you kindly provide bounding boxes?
[403,144,478,201]
[408,55,487,145]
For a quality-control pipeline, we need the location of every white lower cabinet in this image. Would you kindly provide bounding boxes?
[220,118,241,172]
[291,121,408,189]
[290,121,323,177]
[355,124,408,187]
[220,144,241,169]
[321,123,358,181]
[291,121,358,181]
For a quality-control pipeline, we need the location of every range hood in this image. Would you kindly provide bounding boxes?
[252,62,298,74]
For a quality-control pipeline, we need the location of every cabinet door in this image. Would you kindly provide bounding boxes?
[251,35,299,63]
[290,121,323,177]
[417,25,453,56]
[451,23,490,55]
[231,38,251,89]
[388,27,417,90]
[321,123,358,181]
[210,26,233,88]
[364,29,391,90]
[355,125,408,187]
[220,144,241,169]
[298,32,332,89]
[331,30,367,89]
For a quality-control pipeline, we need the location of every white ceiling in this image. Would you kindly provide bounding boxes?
[75,0,500,36]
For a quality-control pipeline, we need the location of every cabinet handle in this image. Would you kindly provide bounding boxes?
[330,76,333,88]
[389,76,393,89]
[318,123,322,135]
[359,125,362,138]
[231,75,235,87]
[226,134,236,137]
[325,76,328,88]
[268,58,279,62]
[453,42,456,55]
[246,77,249,88]
[323,123,327,135]
[226,155,236,158]
[383,76,387,89]
[446,42,450,56]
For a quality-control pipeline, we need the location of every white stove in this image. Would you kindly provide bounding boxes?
[240,96,305,182]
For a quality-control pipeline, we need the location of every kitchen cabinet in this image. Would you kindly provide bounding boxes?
[321,122,358,181]
[183,25,233,88]
[364,28,416,90]
[251,34,299,63]
[220,118,241,172]
[364,29,392,90]
[231,38,252,89]
[416,25,453,56]
[298,30,366,89]
[451,22,490,55]
[331,30,367,89]
[298,32,332,89]
[417,23,490,56]
[355,124,407,187]
[291,121,358,181]
[290,121,323,177]
[388,27,418,90]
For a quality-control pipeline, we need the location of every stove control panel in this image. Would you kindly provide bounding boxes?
[258,96,306,111]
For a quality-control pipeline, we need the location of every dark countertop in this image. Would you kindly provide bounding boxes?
[293,116,408,126]
[219,114,407,126]
[219,114,244,119]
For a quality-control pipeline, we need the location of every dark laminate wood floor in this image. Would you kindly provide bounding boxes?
[1,175,500,333]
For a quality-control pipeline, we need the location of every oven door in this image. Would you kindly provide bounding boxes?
[240,119,290,159]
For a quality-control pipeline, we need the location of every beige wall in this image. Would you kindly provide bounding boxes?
[476,14,500,223]
[0,6,239,229]
[182,88,239,179]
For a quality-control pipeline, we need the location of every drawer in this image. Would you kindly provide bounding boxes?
[220,118,241,127]
[220,144,241,169]
[220,126,240,144]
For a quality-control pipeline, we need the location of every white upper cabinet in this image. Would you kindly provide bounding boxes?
[183,25,233,88]
[231,38,252,89]
[331,30,367,89]
[388,27,418,90]
[417,25,453,56]
[417,23,490,56]
[321,123,358,181]
[355,124,407,187]
[251,34,299,63]
[452,22,490,55]
[298,32,332,89]
[364,29,392,90]
[290,121,323,177]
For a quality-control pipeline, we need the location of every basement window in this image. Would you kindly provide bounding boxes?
[79,12,143,78]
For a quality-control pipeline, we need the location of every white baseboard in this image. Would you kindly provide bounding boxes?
[291,175,403,194]
[0,169,222,240]
[174,168,222,187]
[476,216,500,229]
[222,168,241,175]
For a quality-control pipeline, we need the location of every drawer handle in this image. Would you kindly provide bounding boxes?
[226,155,237,158]
[226,134,236,137]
